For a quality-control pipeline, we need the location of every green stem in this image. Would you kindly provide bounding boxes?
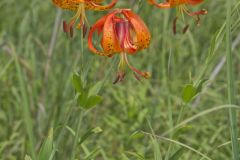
[11,43,37,159]
[70,111,84,160]
[226,0,239,159]
[70,24,85,160]
[165,103,185,160]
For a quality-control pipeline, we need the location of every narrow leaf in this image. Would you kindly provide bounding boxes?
[24,155,32,160]
[78,92,88,108]
[38,128,53,160]
[83,148,101,160]
[85,95,102,109]
[88,81,104,96]
[79,127,103,144]
[72,73,83,93]
[195,79,208,93]
[169,148,185,160]
[182,84,197,103]
[125,151,145,160]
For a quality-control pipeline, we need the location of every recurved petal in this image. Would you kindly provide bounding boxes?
[122,10,151,51]
[85,0,118,11]
[88,10,119,56]
[52,0,80,10]
[101,12,122,55]
[92,0,104,3]
[147,0,171,8]
[88,13,109,56]
[187,0,204,5]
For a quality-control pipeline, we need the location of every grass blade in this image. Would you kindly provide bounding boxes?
[11,43,36,159]
[226,0,239,159]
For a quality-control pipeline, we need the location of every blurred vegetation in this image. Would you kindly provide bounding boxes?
[0,0,240,159]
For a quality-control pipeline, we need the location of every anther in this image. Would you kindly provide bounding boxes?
[173,17,178,35]
[83,24,88,38]
[63,21,68,33]
[70,26,74,38]
[183,24,189,34]
[133,73,142,81]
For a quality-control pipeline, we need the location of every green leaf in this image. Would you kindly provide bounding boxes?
[72,73,83,93]
[196,79,208,93]
[85,95,102,109]
[130,131,144,139]
[79,127,103,144]
[169,148,185,160]
[182,84,197,103]
[92,127,103,134]
[78,92,88,108]
[151,136,162,160]
[65,125,75,136]
[83,148,101,160]
[24,155,32,160]
[38,128,53,160]
[88,81,104,96]
[125,151,145,160]
[173,125,192,139]
[121,153,130,160]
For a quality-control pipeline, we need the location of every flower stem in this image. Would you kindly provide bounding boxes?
[71,23,85,160]
[226,0,239,159]
[70,111,84,160]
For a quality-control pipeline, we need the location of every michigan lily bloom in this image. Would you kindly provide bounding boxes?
[147,0,207,34]
[52,0,118,37]
[88,9,151,83]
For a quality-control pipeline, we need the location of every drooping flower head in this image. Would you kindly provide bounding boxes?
[52,0,118,37]
[147,0,207,34]
[88,9,151,83]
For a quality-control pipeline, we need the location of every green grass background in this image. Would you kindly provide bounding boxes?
[0,0,240,159]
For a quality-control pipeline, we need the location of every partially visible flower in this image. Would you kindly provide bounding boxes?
[147,0,207,34]
[52,0,118,37]
[88,9,151,83]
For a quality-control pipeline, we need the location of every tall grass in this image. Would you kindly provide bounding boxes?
[0,0,240,159]
[11,43,37,159]
[226,0,239,159]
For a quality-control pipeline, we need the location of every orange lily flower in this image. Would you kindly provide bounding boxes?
[147,0,207,34]
[88,9,151,83]
[52,0,118,37]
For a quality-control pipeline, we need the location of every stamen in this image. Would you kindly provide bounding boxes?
[113,72,125,84]
[182,24,189,34]
[133,73,142,81]
[113,74,120,84]
[83,23,88,38]
[123,52,151,79]
[70,25,74,38]
[63,21,68,33]
[62,2,90,38]
[119,73,126,82]
[190,9,208,16]
[176,5,207,30]
[76,17,83,29]
[173,17,178,35]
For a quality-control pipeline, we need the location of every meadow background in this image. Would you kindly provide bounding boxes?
[0,0,240,159]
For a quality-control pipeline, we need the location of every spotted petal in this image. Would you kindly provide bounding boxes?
[187,0,203,5]
[85,0,118,11]
[88,10,120,56]
[101,11,122,55]
[147,0,171,8]
[122,10,151,52]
